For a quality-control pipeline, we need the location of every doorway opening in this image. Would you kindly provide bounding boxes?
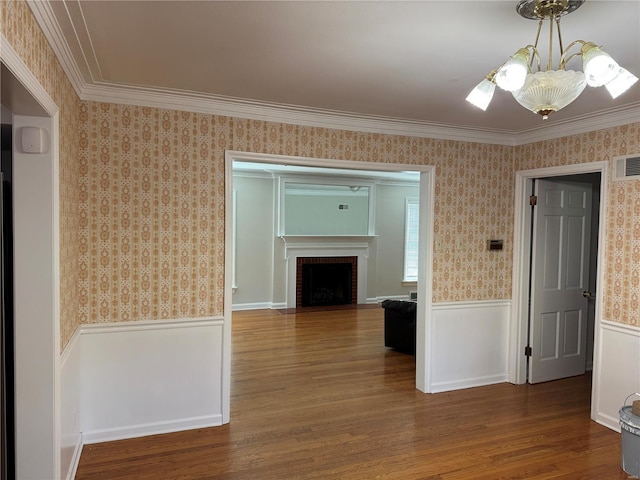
[1,57,60,478]
[526,173,600,384]
[1,110,15,480]
[510,162,607,419]
[223,151,435,423]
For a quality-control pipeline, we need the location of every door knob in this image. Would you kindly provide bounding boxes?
[582,291,592,299]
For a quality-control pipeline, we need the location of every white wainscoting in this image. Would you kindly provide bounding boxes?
[60,329,82,480]
[592,320,640,432]
[430,300,511,393]
[80,317,225,444]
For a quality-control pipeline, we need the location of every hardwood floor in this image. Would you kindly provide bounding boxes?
[75,306,628,479]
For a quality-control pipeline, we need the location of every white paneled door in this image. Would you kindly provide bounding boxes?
[529,180,592,384]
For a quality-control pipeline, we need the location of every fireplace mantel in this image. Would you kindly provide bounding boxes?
[279,236,373,307]
[280,235,374,256]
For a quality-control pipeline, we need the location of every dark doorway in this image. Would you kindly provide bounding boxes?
[1,121,14,480]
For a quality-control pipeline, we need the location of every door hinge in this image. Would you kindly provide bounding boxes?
[529,195,537,206]
[525,345,532,357]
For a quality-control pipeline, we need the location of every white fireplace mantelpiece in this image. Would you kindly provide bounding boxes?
[280,236,374,308]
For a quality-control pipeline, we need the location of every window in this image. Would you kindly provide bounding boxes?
[404,198,419,282]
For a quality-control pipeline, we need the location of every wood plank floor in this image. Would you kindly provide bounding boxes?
[75,306,629,479]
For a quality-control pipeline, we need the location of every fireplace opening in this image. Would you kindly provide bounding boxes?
[297,256,357,307]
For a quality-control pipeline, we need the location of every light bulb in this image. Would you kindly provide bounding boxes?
[495,49,530,92]
[582,43,620,87]
[604,67,639,99]
[466,78,496,111]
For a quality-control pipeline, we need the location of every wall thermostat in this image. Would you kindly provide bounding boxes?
[21,126,45,154]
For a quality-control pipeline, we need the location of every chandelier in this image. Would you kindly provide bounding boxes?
[466,0,638,119]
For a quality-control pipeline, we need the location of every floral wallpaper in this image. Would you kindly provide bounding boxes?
[78,105,227,322]
[1,0,82,348]
[2,1,639,355]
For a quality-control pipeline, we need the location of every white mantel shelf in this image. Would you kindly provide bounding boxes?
[279,235,377,240]
[279,235,376,252]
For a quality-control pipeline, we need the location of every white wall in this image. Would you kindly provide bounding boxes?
[374,183,419,299]
[232,175,275,308]
[285,192,369,235]
[80,319,224,444]
[60,332,82,480]
[58,318,225,478]
[592,321,640,431]
[430,300,510,392]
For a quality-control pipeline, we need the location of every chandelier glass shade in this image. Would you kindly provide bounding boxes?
[512,70,587,119]
[466,0,638,118]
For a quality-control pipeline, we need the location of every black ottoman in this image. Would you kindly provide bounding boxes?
[381,300,417,354]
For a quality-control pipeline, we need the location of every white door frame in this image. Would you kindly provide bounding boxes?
[1,38,61,478]
[510,162,607,412]
[224,150,436,417]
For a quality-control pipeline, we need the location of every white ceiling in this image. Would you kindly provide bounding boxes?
[36,1,640,141]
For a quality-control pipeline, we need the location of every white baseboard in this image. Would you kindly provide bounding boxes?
[232,302,272,311]
[594,412,621,433]
[64,440,83,480]
[367,295,409,304]
[60,328,82,480]
[431,374,510,394]
[232,302,288,310]
[369,295,410,304]
[82,414,223,445]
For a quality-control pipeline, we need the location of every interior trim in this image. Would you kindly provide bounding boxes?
[80,316,224,335]
[27,0,86,96]
[600,319,640,335]
[0,36,58,115]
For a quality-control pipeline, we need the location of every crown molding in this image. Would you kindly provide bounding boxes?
[81,82,518,145]
[27,0,86,98]
[25,0,640,148]
[515,103,640,145]
[84,81,640,147]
